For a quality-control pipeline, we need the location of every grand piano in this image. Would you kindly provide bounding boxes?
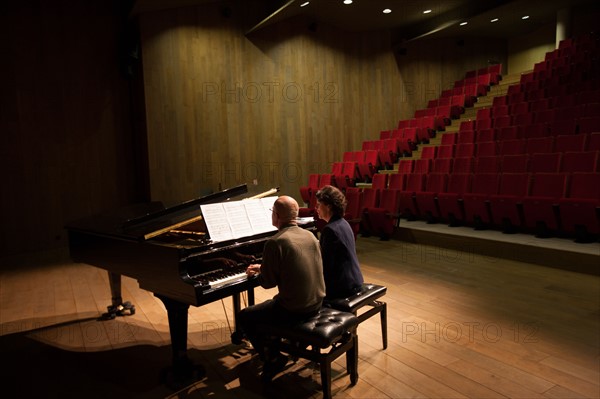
[66,184,300,384]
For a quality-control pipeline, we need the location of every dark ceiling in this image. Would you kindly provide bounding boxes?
[132,0,600,41]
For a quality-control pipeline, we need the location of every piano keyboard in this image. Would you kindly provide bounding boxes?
[193,264,250,290]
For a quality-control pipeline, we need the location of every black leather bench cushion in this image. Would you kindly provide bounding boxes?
[324,283,387,313]
[257,307,358,348]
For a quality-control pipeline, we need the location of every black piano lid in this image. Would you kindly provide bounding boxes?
[66,184,248,242]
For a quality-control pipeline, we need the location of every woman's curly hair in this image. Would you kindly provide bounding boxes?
[315,185,347,217]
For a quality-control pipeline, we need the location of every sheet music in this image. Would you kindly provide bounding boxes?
[223,201,254,238]
[248,197,277,234]
[201,197,277,242]
[199,203,234,242]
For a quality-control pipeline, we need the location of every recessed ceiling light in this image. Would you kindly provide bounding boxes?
[522,15,529,20]
[300,1,309,7]
[423,9,432,14]
[460,22,468,26]
[491,18,499,22]
[383,8,392,14]
[343,0,353,4]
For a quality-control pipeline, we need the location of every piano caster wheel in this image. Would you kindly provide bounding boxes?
[100,301,136,320]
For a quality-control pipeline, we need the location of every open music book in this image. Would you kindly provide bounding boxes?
[200,196,277,242]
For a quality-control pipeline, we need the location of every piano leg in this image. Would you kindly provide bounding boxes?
[101,272,135,320]
[156,295,206,388]
[108,272,122,307]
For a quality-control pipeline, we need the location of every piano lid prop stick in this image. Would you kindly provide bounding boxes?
[143,215,204,240]
[246,187,280,200]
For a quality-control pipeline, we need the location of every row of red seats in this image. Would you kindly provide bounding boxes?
[440,64,502,98]
[362,139,406,170]
[362,138,414,163]
[545,33,599,62]
[466,114,600,135]
[414,104,463,123]
[464,64,502,81]
[397,115,446,138]
[378,127,421,144]
[440,82,488,100]
[456,122,599,140]
[477,102,600,123]
[494,87,600,109]
[534,36,599,80]
[427,93,474,109]
[503,78,600,103]
[394,64,503,146]
[422,139,600,159]
[442,132,600,151]
[399,151,600,175]
[529,58,598,87]
[441,131,600,151]
[463,113,600,137]
[360,172,600,242]
[454,72,499,89]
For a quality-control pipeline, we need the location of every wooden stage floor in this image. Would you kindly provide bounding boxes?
[1,227,599,398]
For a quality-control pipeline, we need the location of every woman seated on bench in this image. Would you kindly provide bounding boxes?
[315,185,365,300]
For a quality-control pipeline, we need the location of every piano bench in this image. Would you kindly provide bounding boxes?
[256,307,359,399]
[325,283,388,349]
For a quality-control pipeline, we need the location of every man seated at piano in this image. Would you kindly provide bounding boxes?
[238,195,326,381]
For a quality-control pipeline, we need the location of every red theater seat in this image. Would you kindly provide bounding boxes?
[526,137,554,154]
[474,156,500,173]
[488,173,531,232]
[455,143,475,158]
[452,157,474,174]
[362,189,401,240]
[420,146,437,159]
[499,140,526,156]
[497,126,520,141]
[578,117,600,135]
[357,150,381,183]
[387,173,405,191]
[476,141,498,157]
[441,133,457,146]
[588,133,600,151]
[529,152,561,173]
[559,172,600,241]
[436,173,472,226]
[555,134,587,152]
[431,158,453,174]
[397,159,414,174]
[398,174,426,220]
[461,173,500,229]
[414,173,448,223]
[299,173,320,208]
[370,173,388,190]
[501,154,529,173]
[476,129,496,143]
[560,151,598,173]
[521,173,568,237]
[413,159,432,174]
[437,145,455,159]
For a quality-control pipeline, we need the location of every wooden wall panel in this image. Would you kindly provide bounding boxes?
[140,5,404,204]
[140,3,507,206]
